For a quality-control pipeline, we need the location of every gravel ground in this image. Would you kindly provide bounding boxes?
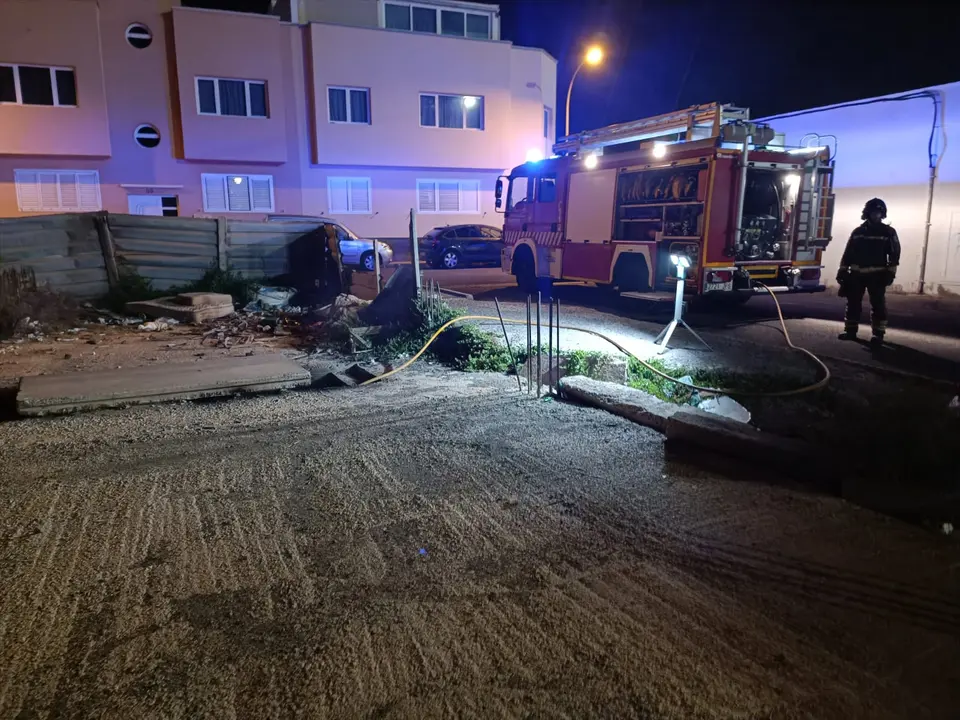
[1,368,959,718]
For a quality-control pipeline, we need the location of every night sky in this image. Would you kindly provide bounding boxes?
[188,0,960,133]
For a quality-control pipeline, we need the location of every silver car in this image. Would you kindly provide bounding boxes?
[267,214,393,272]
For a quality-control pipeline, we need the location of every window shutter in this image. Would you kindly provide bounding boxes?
[328,178,348,213]
[417,181,436,212]
[227,176,251,211]
[38,173,59,210]
[76,172,101,210]
[348,179,370,213]
[438,182,460,212]
[460,181,480,213]
[15,171,42,212]
[250,176,274,211]
[203,175,228,212]
[58,173,80,210]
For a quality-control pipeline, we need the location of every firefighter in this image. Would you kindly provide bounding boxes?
[836,198,901,346]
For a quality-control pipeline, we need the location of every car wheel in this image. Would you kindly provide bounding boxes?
[441,250,460,269]
[360,251,375,272]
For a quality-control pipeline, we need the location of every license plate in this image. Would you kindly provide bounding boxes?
[705,282,729,293]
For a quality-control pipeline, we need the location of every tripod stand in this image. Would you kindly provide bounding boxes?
[654,262,711,354]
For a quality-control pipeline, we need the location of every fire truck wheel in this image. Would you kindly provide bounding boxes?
[512,248,537,293]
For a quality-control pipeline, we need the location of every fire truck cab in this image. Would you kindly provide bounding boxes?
[496,103,835,302]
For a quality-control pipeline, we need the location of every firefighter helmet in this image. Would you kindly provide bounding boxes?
[862,198,887,220]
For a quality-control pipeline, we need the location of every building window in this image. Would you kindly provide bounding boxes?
[419,93,483,130]
[125,23,153,49]
[195,77,267,118]
[417,179,480,213]
[202,173,274,213]
[134,124,161,148]
[383,3,492,40]
[328,177,372,214]
[0,64,76,107]
[544,107,552,138]
[14,170,101,212]
[161,196,179,217]
[328,87,370,124]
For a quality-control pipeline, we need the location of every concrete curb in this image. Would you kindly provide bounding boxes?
[559,375,825,483]
[438,287,474,300]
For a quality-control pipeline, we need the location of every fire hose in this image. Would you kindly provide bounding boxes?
[360,284,831,398]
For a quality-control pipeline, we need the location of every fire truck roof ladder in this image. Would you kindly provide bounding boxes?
[553,102,750,156]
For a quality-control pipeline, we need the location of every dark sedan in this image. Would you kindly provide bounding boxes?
[422,225,504,269]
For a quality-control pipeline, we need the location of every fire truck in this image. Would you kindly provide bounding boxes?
[496,103,836,303]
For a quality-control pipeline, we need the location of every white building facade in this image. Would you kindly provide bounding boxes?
[762,83,958,295]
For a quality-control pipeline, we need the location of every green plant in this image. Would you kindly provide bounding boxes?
[102,266,165,312]
[564,349,607,379]
[374,296,510,372]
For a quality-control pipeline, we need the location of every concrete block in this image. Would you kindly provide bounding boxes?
[559,374,686,433]
[314,372,356,389]
[344,363,379,384]
[126,296,234,323]
[17,354,310,416]
[175,292,233,307]
[664,407,809,466]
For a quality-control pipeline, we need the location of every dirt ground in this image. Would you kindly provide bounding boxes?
[1,368,959,719]
[0,321,301,390]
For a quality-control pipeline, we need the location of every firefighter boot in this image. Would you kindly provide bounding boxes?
[838,330,858,341]
[870,333,885,348]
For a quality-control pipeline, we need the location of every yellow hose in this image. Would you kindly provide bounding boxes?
[361,283,831,398]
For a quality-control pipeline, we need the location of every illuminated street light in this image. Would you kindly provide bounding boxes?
[652,142,667,159]
[565,44,606,137]
[584,153,599,169]
[462,96,477,109]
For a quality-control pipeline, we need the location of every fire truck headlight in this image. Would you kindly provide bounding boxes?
[652,142,667,159]
[584,153,598,169]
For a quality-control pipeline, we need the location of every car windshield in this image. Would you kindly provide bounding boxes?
[333,223,360,241]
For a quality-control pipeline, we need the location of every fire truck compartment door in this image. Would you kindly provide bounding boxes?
[566,169,617,244]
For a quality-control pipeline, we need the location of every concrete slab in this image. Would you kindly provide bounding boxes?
[559,375,688,433]
[17,354,310,416]
[126,296,234,323]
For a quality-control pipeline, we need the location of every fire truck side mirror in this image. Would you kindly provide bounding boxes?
[495,176,506,212]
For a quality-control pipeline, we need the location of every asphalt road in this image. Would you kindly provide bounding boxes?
[1,367,959,718]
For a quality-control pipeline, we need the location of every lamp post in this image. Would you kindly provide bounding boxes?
[565,45,604,137]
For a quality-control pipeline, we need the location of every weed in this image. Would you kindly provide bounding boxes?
[374,296,510,372]
[101,263,264,313]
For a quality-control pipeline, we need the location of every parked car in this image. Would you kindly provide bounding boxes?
[266,214,393,271]
[422,225,503,269]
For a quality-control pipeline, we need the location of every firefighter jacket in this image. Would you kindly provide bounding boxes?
[839,221,901,274]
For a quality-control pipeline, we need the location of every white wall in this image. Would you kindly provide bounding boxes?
[761,82,959,295]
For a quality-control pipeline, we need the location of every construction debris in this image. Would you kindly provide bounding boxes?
[126,292,235,324]
[138,318,180,332]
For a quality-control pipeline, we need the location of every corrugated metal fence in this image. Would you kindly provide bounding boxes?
[0,212,324,298]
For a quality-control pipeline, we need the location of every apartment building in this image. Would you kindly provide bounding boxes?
[0,0,556,240]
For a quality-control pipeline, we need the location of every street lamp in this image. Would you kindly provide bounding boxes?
[565,45,604,137]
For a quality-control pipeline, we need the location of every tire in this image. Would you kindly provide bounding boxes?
[512,248,537,294]
[360,251,375,272]
[440,250,461,270]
